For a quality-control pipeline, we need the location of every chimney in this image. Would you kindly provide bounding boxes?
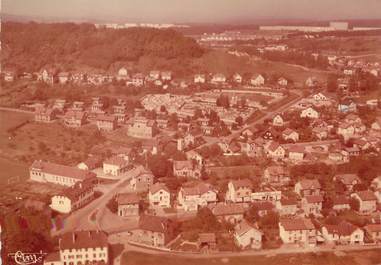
[72,232,76,243]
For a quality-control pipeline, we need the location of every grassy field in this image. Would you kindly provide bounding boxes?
[0,157,29,185]
[121,249,381,265]
[0,110,106,166]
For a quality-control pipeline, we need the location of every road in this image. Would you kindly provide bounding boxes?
[0,106,34,114]
[195,91,305,150]
[119,242,381,259]
[53,165,145,235]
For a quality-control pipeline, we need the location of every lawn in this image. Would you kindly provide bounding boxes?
[121,249,381,265]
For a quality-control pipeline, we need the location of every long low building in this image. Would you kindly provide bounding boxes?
[30,160,96,187]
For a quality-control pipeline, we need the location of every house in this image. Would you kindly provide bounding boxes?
[263,166,290,186]
[225,179,252,203]
[50,178,96,214]
[251,190,281,203]
[127,117,157,139]
[194,74,206,84]
[337,122,355,140]
[45,230,109,265]
[351,191,377,215]
[234,220,262,249]
[198,233,217,252]
[371,176,381,190]
[272,114,284,127]
[177,133,195,151]
[148,183,171,208]
[161,71,172,81]
[103,155,129,176]
[173,160,201,179]
[129,73,145,87]
[149,70,161,80]
[58,72,70,84]
[301,195,323,216]
[90,97,104,114]
[63,111,86,128]
[40,69,56,85]
[177,183,218,211]
[364,224,381,243]
[276,198,298,216]
[332,196,351,211]
[279,218,317,246]
[130,215,176,247]
[34,107,58,123]
[300,107,319,119]
[288,145,305,161]
[312,92,329,102]
[211,73,226,84]
[282,128,299,142]
[278,77,288,87]
[250,74,265,86]
[211,203,246,224]
[117,67,129,81]
[305,77,318,88]
[371,118,381,131]
[265,141,286,160]
[294,179,321,197]
[113,105,127,124]
[77,156,103,170]
[96,114,117,131]
[333,174,360,192]
[251,201,275,217]
[233,73,243,83]
[117,193,140,217]
[130,169,154,192]
[29,160,96,187]
[322,221,364,245]
[3,70,15,82]
[312,126,328,140]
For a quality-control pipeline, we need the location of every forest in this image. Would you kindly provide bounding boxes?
[1,22,205,72]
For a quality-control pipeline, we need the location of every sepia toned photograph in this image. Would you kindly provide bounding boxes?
[1,0,381,264]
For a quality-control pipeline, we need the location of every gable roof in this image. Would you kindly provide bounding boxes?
[149,182,170,194]
[139,215,172,233]
[211,203,246,216]
[181,183,216,196]
[324,221,359,236]
[231,179,252,190]
[298,179,321,190]
[31,160,96,180]
[280,218,315,231]
[304,195,324,204]
[117,193,140,205]
[354,191,377,201]
[59,230,108,250]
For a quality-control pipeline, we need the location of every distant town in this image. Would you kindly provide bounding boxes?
[1,14,381,265]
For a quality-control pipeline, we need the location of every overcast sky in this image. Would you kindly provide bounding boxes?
[3,0,381,23]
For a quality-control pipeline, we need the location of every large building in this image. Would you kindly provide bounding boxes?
[127,117,157,139]
[30,160,96,187]
[44,230,109,265]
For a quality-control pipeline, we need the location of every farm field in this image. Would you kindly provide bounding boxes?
[121,249,381,265]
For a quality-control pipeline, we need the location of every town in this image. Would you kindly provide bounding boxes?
[1,4,381,265]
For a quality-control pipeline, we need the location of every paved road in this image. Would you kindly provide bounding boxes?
[53,165,144,235]
[0,106,34,114]
[121,242,381,259]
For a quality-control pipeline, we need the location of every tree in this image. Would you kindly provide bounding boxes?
[349,197,360,212]
[216,94,230,109]
[235,116,244,127]
[106,196,118,214]
[327,74,338,92]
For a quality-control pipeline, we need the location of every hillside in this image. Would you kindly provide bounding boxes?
[1,22,204,72]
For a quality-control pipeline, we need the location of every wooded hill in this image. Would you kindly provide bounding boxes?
[1,22,205,72]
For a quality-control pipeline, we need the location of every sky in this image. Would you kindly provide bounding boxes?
[2,0,381,23]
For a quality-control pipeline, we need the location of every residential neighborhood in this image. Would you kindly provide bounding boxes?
[1,3,381,265]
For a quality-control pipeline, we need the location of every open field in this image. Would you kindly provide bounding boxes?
[121,249,381,265]
[0,110,106,166]
[0,157,29,185]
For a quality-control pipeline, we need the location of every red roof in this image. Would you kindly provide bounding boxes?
[280,218,315,231]
[211,203,246,216]
[181,183,216,196]
[364,224,381,233]
[59,230,108,250]
[324,221,358,236]
[304,195,324,204]
[173,160,194,171]
[139,215,172,233]
[97,114,116,122]
[298,179,321,190]
[355,191,377,201]
[149,183,170,194]
[104,156,129,167]
[332,195,350,205]
[231,179,252,190]
[31,160,96,180]
[117,193,140,205]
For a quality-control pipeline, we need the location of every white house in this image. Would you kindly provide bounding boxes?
[225,179,252,203]
[148,183,171,208]
[103,155,129,176]
[44,231,109,265]
[177,183,217,211]
[322,221,364,245]
[279,218,317,246]
[272,114,284,127]
[300,107,319,119]
[194,74,206,84]
[234,220,262,249]
[250,74,265,86]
